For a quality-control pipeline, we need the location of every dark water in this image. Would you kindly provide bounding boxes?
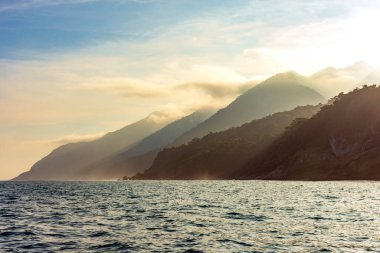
[0,181,379,252]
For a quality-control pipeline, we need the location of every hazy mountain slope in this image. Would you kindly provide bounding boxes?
[13,112,176,181]
[236,85,380,180]
[362,71,380,85]
[78,149,160,180]
[120,110,214,158]
[172,72,325,146]
[310,61,374,99]
[76,110,214,180]
[134,105,321,180]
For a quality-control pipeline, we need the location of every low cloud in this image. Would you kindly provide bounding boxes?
[76,75,253,101]
[80,78,169,98]
[37,132,107,146]
[146,110,186,124]
[176,82,253,99]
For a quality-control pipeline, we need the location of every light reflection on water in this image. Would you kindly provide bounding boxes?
[0,181,379,252]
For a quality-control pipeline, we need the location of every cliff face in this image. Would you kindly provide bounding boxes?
[237,85,380,180]
[134,105,322,179]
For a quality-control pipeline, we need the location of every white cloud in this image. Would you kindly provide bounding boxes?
[176,82,253,99]
[36,132,107,146]
[236,8,380,76]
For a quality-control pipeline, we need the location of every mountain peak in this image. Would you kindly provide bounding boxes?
[172,71,324,146]
[310,67,337,79]
[270,71,303,78]
[345,61,371,71]
[311,61,372,79]
[260,71,308,87]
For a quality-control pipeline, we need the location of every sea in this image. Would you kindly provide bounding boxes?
[0,181,379,252]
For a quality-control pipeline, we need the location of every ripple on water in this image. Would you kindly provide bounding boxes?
[0,181,379,252]
[225,212,269,221]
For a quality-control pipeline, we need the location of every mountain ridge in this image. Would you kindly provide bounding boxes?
[12,111,178,181]
[235,85,380,180]
[74,110,214,180]
[172,71,325,146]
[134,104,322,180]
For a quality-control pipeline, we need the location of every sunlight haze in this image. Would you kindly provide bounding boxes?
[1,0,380,179]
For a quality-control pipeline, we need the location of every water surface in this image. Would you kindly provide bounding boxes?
[0,181,379,252]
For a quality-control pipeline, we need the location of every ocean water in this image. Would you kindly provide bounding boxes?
[0,181,379,252]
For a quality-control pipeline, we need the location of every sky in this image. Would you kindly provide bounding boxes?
[1,0,380,180]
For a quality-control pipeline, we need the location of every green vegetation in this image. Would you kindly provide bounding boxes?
[237,85,380,180]
[134,105,321,179]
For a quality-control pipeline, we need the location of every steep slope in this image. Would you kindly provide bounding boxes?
[134,105,321,180]
[236,85,380,180]
[120,110,214,158]
[77,110,214,180]
[13,112,176,181]
[172,72,325,146]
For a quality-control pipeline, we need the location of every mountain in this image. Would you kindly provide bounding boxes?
[362,71,380,85]
[133,104,322,180]
[75,110,214,180]
[172,72,325,146]
[13,112,177,181]
[236,85,380,180]
[310,61,374,99]
[119,110,214,158]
